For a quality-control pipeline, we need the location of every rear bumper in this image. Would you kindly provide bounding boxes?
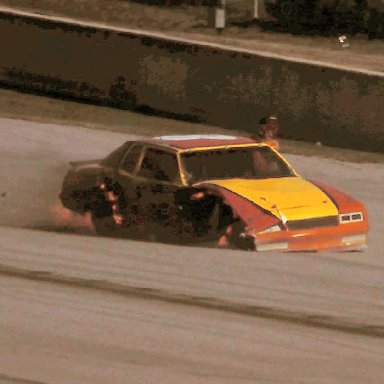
[253,224,368,252]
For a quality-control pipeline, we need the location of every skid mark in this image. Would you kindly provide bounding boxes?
[0,263,383,340]
[0,373,48,384]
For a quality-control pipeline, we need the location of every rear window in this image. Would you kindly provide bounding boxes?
[120,144,143,174]
[101,142,130,167]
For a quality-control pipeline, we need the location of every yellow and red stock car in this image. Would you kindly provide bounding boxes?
[60,134,368,252]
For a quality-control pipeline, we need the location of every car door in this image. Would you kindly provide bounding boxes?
[134,146,182,226]
[114,143,145,212]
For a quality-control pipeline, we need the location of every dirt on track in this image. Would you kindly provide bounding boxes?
[1,275,383,384]
[1,113,384,328]
[1,112,384,383]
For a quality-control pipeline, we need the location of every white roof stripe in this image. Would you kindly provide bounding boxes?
[154,135,238,141]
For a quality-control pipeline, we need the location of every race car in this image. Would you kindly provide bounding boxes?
[60,134,368,252]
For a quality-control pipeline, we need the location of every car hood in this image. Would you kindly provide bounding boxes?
[202,177,338,222]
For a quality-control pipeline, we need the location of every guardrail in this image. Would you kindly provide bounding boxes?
[1,6,383,152]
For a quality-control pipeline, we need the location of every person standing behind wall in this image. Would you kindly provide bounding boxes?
[253,115,280,150]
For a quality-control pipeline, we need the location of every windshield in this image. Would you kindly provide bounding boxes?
[181,146,295,184]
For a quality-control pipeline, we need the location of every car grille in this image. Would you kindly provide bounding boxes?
[286,216,339,231]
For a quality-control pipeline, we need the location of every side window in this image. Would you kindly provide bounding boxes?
[120,145,143,174]
[138,148,179,182]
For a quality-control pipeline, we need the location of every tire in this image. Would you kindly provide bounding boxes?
[92,214,119,237]
[207,202,220,234]
[179,201,223,245]
[226,220,255,251]
[90,185,126,237]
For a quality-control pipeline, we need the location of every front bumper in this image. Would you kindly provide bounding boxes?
[253,223,368,252]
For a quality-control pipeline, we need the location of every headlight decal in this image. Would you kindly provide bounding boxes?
[339,212,363,224]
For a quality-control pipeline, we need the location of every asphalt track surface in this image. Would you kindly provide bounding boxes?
[1,117,384,383]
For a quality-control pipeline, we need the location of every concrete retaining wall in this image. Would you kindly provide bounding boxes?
[1,7,383,151]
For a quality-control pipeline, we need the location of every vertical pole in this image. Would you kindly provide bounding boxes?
[215,0,226,34]
[254,0,259,19]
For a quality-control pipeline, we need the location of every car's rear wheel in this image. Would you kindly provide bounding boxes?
[92,213,118,236]
[90,184,127,237]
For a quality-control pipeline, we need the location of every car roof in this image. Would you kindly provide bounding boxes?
[145,134,258,150]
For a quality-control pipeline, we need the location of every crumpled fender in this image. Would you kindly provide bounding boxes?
[198,183,280,234]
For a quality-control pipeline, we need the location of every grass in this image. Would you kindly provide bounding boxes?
[1,87,384,164]
[0,0,383,73]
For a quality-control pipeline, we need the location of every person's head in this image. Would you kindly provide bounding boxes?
[259,115,279,139]
[259,116,267,125]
